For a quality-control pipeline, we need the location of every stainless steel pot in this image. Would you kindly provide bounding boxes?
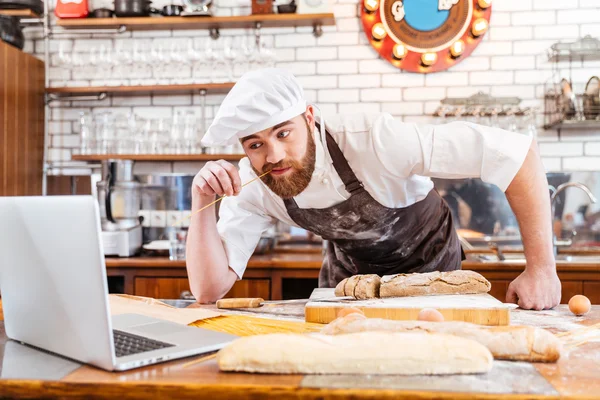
[102,159,134,183]
[136,173,195,242]
[113,0,158,17]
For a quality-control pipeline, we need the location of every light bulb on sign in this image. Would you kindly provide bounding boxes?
[477,0,491,8]
[471,18,488,37]
[364,0,379,12]
[372,23,387,41]
[392,43,407,60]
[450,40,464,58]
[421,52,437,66]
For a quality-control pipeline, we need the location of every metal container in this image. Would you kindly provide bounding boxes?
[97,180,142,231]
[136,173,195,242]
[102,159,134,183]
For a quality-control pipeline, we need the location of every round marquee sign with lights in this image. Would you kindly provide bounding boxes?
[361,0,492,73]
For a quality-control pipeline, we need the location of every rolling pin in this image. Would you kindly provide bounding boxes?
[216,298,307,309]
[216,297,353,309]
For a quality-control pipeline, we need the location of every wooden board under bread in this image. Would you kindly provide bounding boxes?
[305,288,512,326]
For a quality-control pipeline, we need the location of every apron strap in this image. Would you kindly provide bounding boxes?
[283,124,365,210]
[323,129,364,195]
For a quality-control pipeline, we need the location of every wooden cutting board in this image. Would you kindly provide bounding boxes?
[305,288,513,325]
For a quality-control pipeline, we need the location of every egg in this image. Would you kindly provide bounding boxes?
[568,295,591,316]
[417,308,445,322]
[337,307,365,319]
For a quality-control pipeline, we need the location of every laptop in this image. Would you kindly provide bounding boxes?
[0,195,237,371]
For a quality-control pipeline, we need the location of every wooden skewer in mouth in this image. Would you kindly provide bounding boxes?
[170,170,271,227]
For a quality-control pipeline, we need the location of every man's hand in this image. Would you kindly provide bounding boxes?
[506,267,561,310]
[192,160,242,200]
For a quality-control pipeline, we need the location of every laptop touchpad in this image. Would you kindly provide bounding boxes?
[129,322,190,336]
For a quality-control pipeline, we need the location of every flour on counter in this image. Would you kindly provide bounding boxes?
[301,361,558,395]
[510,308,586,332]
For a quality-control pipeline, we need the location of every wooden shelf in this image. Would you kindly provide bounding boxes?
[71,154,245,161]
[46,82,235,98]
[55,13,336,31]
[543,119,600,130]
[0,9,40,17]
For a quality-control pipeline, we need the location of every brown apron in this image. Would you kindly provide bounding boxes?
[283,130,464,288]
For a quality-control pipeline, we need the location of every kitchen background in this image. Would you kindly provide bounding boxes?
[3,0,600,301]
[23,0,600,176]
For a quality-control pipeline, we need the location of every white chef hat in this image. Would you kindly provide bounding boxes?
[201,68,307,147]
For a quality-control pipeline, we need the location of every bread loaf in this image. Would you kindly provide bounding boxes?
[380,270,491,297]
[334,274,380,299]
[321,313,562,363]
[334,271,490,299]
[217,331,493,375]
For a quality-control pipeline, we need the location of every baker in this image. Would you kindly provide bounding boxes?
[186,68,561,310]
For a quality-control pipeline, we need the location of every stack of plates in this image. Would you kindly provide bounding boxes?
[584,76,600,121]
[142,240,170,256]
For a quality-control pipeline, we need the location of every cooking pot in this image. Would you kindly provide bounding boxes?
[0,0,44,15]
[114,0,157,17]
[90,8,114,17]
[277,0,296,13]
[0,15,23,50]
[161,4,183,15]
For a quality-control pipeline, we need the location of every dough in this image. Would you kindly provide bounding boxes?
[334,274,380,299]
[321,314,562,363]
[380,270,491,298]
[217,331,493,375]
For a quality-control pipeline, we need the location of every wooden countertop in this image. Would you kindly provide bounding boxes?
[106,254,600,272]
[106,253,324,269]
[0,300,599,399]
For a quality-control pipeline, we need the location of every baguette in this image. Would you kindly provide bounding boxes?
[321,313,562,363]
[217,330,493,375]
[334,274,380,299]
[334,271,490,299]
[380,270,491,297]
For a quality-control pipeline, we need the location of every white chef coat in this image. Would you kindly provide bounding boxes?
[216,112,533,279]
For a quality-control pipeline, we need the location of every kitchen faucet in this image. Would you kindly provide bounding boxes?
[550,182,597,256]
[488,242,505,261]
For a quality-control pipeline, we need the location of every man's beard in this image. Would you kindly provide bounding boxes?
[253,123,316,200]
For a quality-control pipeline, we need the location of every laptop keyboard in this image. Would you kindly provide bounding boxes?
[113,329,175,358]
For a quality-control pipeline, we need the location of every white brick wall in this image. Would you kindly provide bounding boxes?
[338,74,380,88]
[32,1,600,173]
[586,142,600,156]
[539,142,584,157]
[511,11,556,26]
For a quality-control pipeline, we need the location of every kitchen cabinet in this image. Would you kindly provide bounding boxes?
[134,277,271,300]
[485,279,587,304]
[463,263,600,304]
[0,41,45,196]
[486,280,510,302]
[106,255,600,304]
[583,282,600,305]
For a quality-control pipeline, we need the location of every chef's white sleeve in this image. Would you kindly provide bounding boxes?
[216,189,276,280]
[372,113,533,192]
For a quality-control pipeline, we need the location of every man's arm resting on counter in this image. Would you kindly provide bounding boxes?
[504,138,561,310]
[185,195,238,303]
